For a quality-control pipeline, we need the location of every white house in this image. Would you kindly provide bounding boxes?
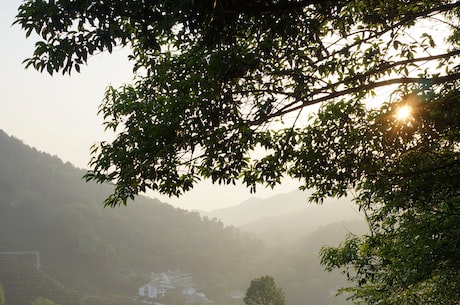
[139,281,166,299]
[138,271,212,304]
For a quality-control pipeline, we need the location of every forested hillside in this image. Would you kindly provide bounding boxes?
[0,130,263,300]
[0,130,362,305]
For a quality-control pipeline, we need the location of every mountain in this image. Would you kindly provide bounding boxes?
[264,219,369,305]
[205,190,364,246]
[241,195,363,246]
[0,130,263,303]
[0,129,366,305]
[205,191,310,226]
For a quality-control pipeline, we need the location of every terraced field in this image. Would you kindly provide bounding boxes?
[0,253,80,305]
[84,295,144,305]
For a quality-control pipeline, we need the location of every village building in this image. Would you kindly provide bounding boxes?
[138,271,212,304]
[139,281,167,299]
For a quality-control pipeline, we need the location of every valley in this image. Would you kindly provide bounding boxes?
[0,130,366,305]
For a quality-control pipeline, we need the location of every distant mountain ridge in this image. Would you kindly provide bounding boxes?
[204,190,309,226]
[204,189,364,245]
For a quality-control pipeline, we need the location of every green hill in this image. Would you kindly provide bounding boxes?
[0,130,262,301]
[0,129,364,305]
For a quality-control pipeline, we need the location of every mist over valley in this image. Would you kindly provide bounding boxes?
[0,130,366,305]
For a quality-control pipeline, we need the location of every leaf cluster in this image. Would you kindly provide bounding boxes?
[317,90,460,304]
[15,0,460,205]
[244,275,285,305]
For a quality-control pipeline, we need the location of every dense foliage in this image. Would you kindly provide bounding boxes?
[15,0,460,206]
[14,1,460,304]
[244,276,285,305]
[316,95,460,304]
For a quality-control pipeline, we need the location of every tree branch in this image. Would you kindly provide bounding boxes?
[252,72,460,125]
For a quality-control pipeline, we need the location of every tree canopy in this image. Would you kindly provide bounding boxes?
[244,276,285,305]
[314,94,460,304]
[14,0,460,206]
[15,1,460,304]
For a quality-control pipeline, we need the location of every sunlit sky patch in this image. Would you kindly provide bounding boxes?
[394,105,412,121]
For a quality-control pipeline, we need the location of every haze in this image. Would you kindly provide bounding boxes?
[0,3,369,305]
[0,0,300,211]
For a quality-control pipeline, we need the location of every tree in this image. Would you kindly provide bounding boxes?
[244,276,285,305]
[15,1,460,304]
[313,95,460,304]
[14,0,460,206]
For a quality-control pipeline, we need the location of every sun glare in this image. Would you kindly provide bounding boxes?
[395,105,412,121]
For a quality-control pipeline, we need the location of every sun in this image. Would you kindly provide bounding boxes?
[394,105,412,121]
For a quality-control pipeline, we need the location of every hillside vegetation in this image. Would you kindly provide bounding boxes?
[0,130,262,299]
[0,130,364,305]
[0,253,79,305]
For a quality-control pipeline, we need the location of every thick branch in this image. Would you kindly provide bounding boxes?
[251,72,460,125]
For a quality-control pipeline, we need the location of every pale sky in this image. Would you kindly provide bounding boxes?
[0,0,299,211]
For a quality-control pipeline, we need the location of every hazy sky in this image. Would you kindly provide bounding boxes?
[0,0,300,211]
